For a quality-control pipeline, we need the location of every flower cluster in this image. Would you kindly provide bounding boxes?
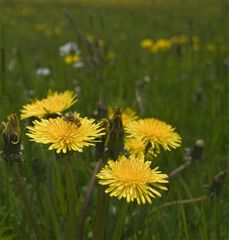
[96,107,182,204]
[20,91,105,154]
[140,34,218,53]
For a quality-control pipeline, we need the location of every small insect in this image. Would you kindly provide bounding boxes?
[62,112,81,127]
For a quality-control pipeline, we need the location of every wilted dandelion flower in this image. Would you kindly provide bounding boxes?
[20,90,77,119]
[108,107,138,126]
[140,38,154,49]
[97,154,168,204]
[125,118,181,153]
[27,112,105,154]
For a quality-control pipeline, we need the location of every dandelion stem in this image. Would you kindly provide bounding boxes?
[169,160,191,178]
[64,155,77,239]
[135,85,144,116]
[112,200,129,240]
[93,185,110,240]
[12,163,44,240]
[150,195,206,214]
[78,159,102,240]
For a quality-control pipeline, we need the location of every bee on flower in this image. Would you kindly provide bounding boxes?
[26,112,105,154]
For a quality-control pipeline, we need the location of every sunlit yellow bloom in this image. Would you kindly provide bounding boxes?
[27,113,105,154]
[20,91,77,119]
[108,107,138,126]
[64,55,81,64]
[140,38,154,49]
[97,154,168,204]
[125,118,181,153]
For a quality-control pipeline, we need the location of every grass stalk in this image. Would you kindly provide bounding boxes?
[12,163,44,240]
[112,200,129,240]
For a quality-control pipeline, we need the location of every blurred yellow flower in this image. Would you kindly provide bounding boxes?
[27,113,105,154]
[150,39,172,53]
[192,43,199,52]
[140,38,154,49]
[125,118,181,153]
[108,107,138,126]
[170,35,189,45]
[97,154,168,204]
[64,55,81,64]
[106,51,116,61]
[98,38,105,47]
[205,44,216,52]
[20,91,77,119]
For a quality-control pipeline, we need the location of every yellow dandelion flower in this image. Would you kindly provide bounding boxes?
[124,137,145,156]
[125,118,181,153]
[20,91,77,119]
[97,154,168,204]
[140,38,154,49]
[26,112,105,154]
[108,107,138,126]
[64,55,81,64]
[151,39,172,53]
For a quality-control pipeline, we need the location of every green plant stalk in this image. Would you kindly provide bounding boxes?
[93,185,110,240]
[0,23,6,93]
[112,200,129,240]
[64,156,77,240]
[12,163,44,240]
[78,159,102,240]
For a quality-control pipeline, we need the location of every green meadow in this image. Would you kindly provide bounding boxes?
[0,0,229,239]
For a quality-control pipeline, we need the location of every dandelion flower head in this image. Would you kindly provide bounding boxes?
[97,154,168,204]
[26,112,105,154]
[140,38,154,49]
[125,118,181,153]
[20,90,77,119]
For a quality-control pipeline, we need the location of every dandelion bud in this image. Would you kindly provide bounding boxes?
[107,108,124,160]
[206,171,226,197]
[96,99,108,120]
[184,139,204,162]
[95,119,109,159]
[2,113,23,164]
